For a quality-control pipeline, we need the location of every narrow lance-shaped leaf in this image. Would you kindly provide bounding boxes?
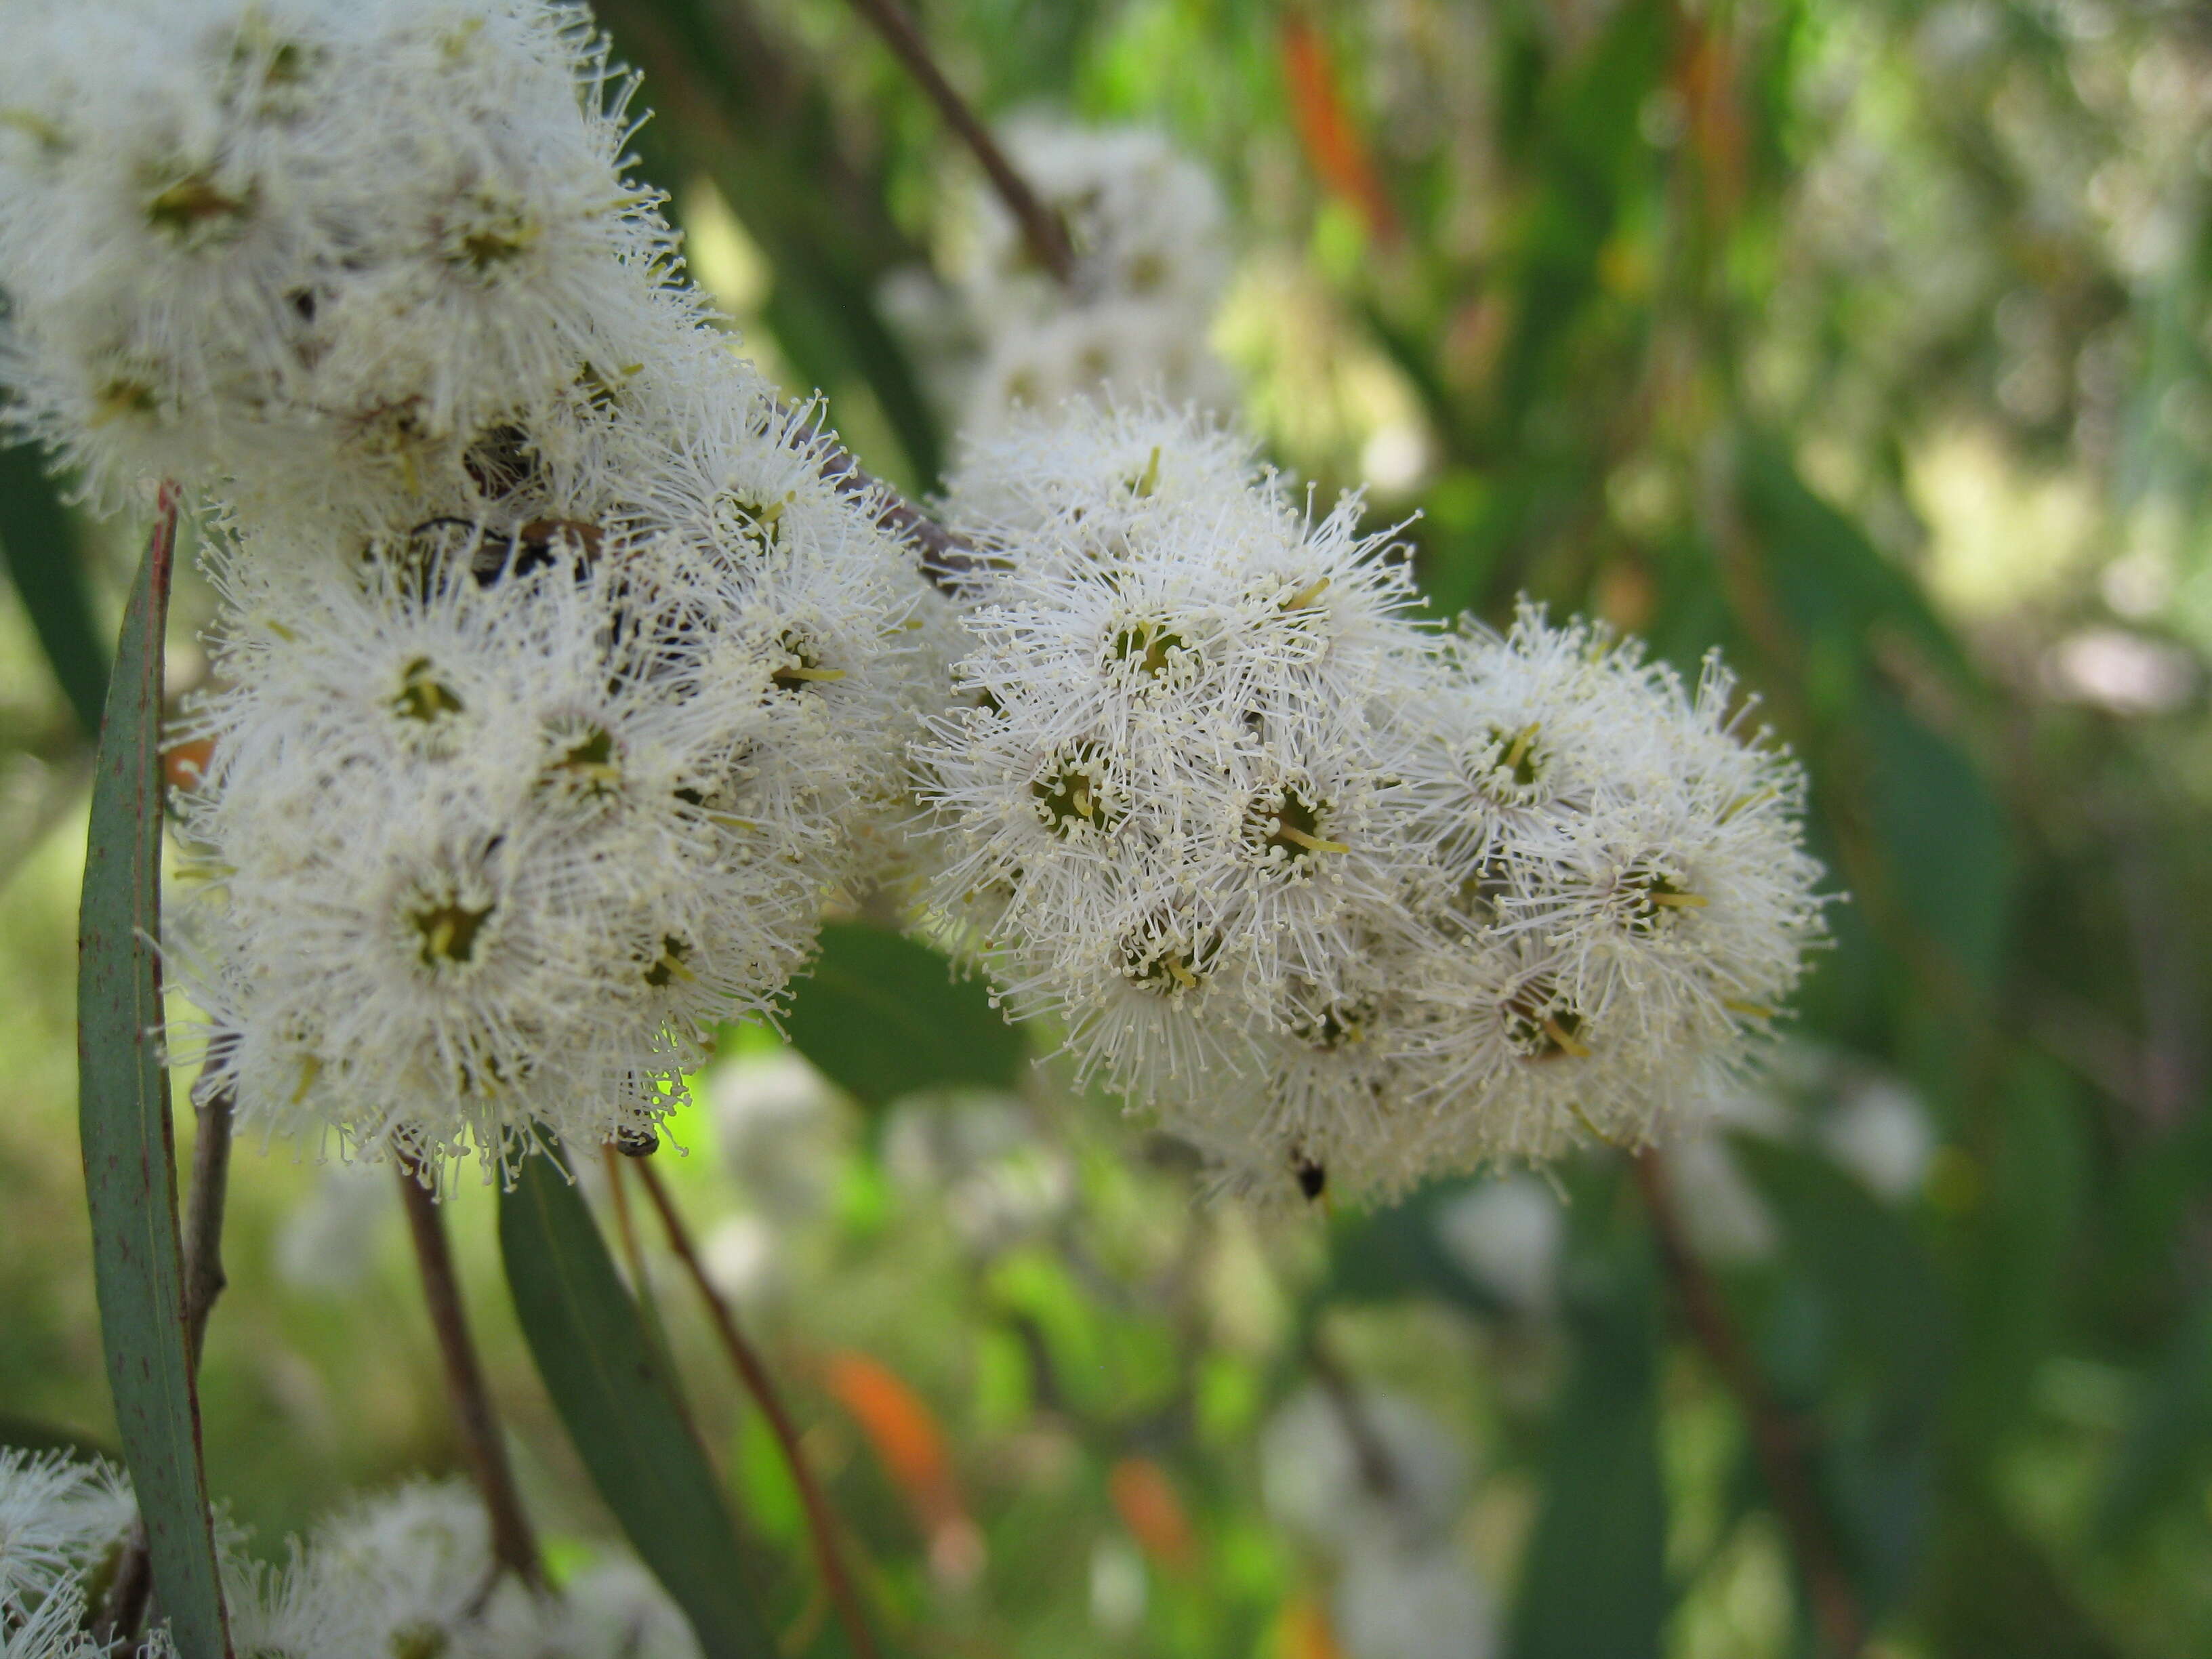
[0,440,108,737]
[77,487,232,1659]
[1509,1168,1667,1659]
[499,1152,777,1659]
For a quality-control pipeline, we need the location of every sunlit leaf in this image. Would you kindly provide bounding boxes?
[499,1153,775,1659]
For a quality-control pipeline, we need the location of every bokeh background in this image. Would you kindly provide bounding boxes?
[5,1,2212,1654]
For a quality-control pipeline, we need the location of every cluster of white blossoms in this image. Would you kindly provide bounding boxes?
[0,1450,150,1659]
[0,0,1824,1204]
[918,401,1828,1204]
[0,1455,695,1659]
[938,120,1233,430]
[0,0,935,1174]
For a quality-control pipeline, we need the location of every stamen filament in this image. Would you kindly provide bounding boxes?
[1502,726,1536,775]
[1542,1017,1591,1059]
[1277,825,1349,855]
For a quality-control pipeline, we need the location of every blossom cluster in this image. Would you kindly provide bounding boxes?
[0,0,933,1174]
[895,119,1233,431]
[0,1452,695,1659]
[0,0,1826,1204]
[919,401,1827,1204]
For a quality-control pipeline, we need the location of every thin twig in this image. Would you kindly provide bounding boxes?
[1303,1324,1398,1502]
[1633,1152,1865,1658]
[182,1088,235,1373]
[840,0,1075,284]
[395,1158,543,1589]
[630,1160,880,1659]
[815,443,981,588]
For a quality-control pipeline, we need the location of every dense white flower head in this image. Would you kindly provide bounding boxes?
[965,300,1233,437]
[0,0,690,514]
[172,498,920,1173]
[1,1464,695,1659]
[935,119,1231,430]
[1395,606,1830,1158]
[0,1452,133,1621]
[920,401,1827,1206]
[968,121,1229,316]
[0,0,944,1179]
[918,401,1437,1120]
[224,1482,699,1659]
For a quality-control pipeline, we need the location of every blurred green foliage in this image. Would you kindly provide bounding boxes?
[6,0,2212,1655]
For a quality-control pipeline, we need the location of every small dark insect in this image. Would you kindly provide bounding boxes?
[615,1125,659,1158]
[476,516,602,586]
[1293,1153,1328,1202]
[514,516,601,562]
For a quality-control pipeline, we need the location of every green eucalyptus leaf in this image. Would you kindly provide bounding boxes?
[782,922,1025,1109]
[498,1153,775,1659]
[1858,689,2014,996]
[0,441,108,737]
[76,500,232,1659]
[1509,1170,1666,1659]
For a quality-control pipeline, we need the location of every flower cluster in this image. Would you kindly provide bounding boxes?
[1,0,1828,1206]
[935,120,1233,430]
[0,0,933,1176]
[0,1455,695,1659]
[0,1449,144,1659]
[918,401,1827,1204]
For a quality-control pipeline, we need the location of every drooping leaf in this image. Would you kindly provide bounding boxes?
[1953,1059,2086,1445]
[1734,1137,1947,1617]
[498,1153,775,1659]
[0,440,108,736]
[1509,1169,1666,1659]
[76,495,232,1659]
[1736,434,1974,688]
[1858,688,2014,996]
[782,922,1025,1108]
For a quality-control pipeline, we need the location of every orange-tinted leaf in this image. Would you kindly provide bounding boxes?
[1274,1593,1347,1659]
[823,1351,982,1584]
[1107,1456,1196,1574]
[1279,16,1399,245]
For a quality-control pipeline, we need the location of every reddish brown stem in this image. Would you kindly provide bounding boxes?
[395,1158,543,1589]
[630,1160,880,1659]
[1304,1325,1398,1502]
[840,0,1075,283]
[1634,1152,1864,1657]
[815,445,982,588]
[181,1088,234,1374]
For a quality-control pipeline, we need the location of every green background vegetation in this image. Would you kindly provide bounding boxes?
[6,0,2212,1654]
